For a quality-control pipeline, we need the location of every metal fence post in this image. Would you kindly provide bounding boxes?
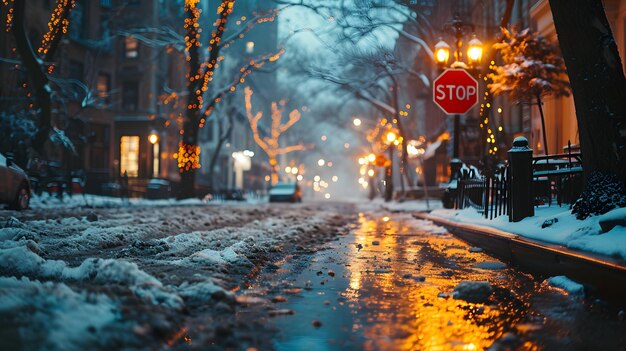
[508,137,534,222]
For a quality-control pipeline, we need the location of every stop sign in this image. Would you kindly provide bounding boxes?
[433,69,479,115]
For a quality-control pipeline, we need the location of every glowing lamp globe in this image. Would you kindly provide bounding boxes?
[148,133,159,144]
[467,36,483,68]
[434,39,451,67]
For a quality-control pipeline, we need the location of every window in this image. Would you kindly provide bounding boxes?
[96,73,110,103]
[124,36,139,58]
[120,136,140,177]
[122,81,139,111]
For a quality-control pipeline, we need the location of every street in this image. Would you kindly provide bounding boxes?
[1,201,625,351]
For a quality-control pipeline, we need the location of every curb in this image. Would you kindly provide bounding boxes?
[414,213,626,306]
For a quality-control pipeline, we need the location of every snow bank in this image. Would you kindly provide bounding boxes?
[0,243,183,309]
[430,206,626,260]
[402,217,448,234]
[0,276,123,351]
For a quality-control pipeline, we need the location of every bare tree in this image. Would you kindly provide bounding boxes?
[244,86,305,185]
[175,0,291,198]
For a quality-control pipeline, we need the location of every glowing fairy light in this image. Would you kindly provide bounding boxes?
[244,86,304,185]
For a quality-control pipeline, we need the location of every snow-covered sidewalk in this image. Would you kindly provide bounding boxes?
[374,198,626,262]
[429,206,626,261]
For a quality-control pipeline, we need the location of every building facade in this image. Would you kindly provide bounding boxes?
[530,0,626,154]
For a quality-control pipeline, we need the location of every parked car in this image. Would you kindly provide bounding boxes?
[269,182,302,203]
[0,153,31,210]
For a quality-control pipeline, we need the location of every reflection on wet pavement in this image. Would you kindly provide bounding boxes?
[255,211,626,351]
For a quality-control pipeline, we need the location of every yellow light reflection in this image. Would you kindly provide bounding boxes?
[340,213,530,351]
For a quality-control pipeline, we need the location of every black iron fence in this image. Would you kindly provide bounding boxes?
[456,164,510,220]
[454,139,583,222]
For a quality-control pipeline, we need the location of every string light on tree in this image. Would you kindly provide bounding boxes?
[245,86,305,185]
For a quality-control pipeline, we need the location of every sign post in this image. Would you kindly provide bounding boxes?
[433,69,479,158]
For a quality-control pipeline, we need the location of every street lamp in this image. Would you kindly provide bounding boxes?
[467,35,484,67]
[434,39,451,66]
[148,129,159,178]
[433,16,483,160]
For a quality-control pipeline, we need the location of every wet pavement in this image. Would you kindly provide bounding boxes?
[246,210,626,351]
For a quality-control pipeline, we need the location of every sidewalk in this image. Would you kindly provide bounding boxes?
[384,200,626,306]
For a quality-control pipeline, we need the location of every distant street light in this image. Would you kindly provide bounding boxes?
[368,153,376,163]
[318,159,325,167]
[353,118,362,127]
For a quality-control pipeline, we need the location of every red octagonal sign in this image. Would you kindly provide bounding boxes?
[433,69,479,115]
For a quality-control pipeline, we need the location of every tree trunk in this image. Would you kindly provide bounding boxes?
[12,0,52,155]
[536,94,549,155]
[178,0,233,199]
[388,72,413,196]
[548,0,626,182]
[207,115,233,193]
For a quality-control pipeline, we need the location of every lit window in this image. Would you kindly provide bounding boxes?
[120,136,140,177]
[125,36,138,58]
[96,73,110,102]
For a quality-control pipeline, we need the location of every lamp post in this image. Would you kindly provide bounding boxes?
[148,129,160,178]
[433,16,483,159]
[385,131,397,202]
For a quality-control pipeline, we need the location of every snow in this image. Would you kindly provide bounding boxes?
[30,193,205,209]
[380,198,442,212]
[0,201,353,348]
[0,276,123,351]
[401,215,449,234]
[177,279,233,304]
[545,276,585,297]
[598,207,626,223]
[429,206,626,260]
[0,243,184,309]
